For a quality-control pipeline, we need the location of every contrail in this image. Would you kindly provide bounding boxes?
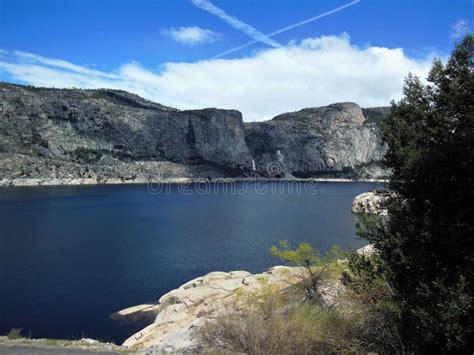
[190,0,282,48]
[213,0,361,59]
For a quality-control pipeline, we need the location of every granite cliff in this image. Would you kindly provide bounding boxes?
[0,83,389,185]
[0,83,251,185]
[245,103,388,178]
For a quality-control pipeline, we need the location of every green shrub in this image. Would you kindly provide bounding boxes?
[202,243,402,354]
[271,241,344,302]
[7,328,23,340]
[341,251,404,353]
[201,284,360,354]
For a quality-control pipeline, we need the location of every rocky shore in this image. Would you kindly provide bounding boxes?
[0,176,388,187]
[114,267,311,353]
[113,246,374,353]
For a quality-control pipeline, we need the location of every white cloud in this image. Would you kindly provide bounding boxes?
[450,19,470,40]
[190,0,282,48]
[162,26,220,45]
[0,34,435,121]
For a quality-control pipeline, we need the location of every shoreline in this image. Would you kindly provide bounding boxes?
[115,245,374,352]
[0,177,388,188]
[0,336,129,354]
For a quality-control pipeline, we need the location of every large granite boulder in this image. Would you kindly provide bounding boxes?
[352,191,390,214]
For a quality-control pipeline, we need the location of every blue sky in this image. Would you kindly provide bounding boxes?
[0,0,472,120]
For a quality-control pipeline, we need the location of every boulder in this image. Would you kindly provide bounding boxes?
[352,191,389,214]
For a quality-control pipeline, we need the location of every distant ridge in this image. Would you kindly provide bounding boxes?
[0,83,389,185]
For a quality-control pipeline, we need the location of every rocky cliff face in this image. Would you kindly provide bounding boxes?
[0,83,251,183]
[245,103,387,178]
[0,83,389,184]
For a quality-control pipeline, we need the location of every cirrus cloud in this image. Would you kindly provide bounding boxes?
[0,34,437,121]
[450,19,470,41]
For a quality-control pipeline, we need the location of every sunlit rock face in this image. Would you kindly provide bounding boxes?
[245,103,388,178]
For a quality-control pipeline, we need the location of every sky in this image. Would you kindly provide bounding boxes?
[0,0,472,121]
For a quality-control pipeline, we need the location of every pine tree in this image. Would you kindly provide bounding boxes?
[358,34,474,353]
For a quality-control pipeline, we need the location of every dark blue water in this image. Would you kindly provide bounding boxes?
[0,182,378,344]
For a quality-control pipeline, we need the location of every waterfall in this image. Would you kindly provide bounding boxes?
[251,159,256,171]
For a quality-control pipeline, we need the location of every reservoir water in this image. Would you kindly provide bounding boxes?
[0,181,380,344]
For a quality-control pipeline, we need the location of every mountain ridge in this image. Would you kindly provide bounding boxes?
[0,82,389,185]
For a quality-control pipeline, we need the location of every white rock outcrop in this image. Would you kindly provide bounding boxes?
[116,267,307,353]
[116,244,375,353]
[352,191,389,214]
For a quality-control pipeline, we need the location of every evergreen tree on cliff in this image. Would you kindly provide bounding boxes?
[358,34,474,353]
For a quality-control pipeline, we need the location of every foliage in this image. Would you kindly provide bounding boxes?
[362,107,391,127]
[203,243,403,354]
[356,34,474,353]
[341,250,404,353]
[271,241,344,301]
[7,328,23,340]
[201,280,362,354]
